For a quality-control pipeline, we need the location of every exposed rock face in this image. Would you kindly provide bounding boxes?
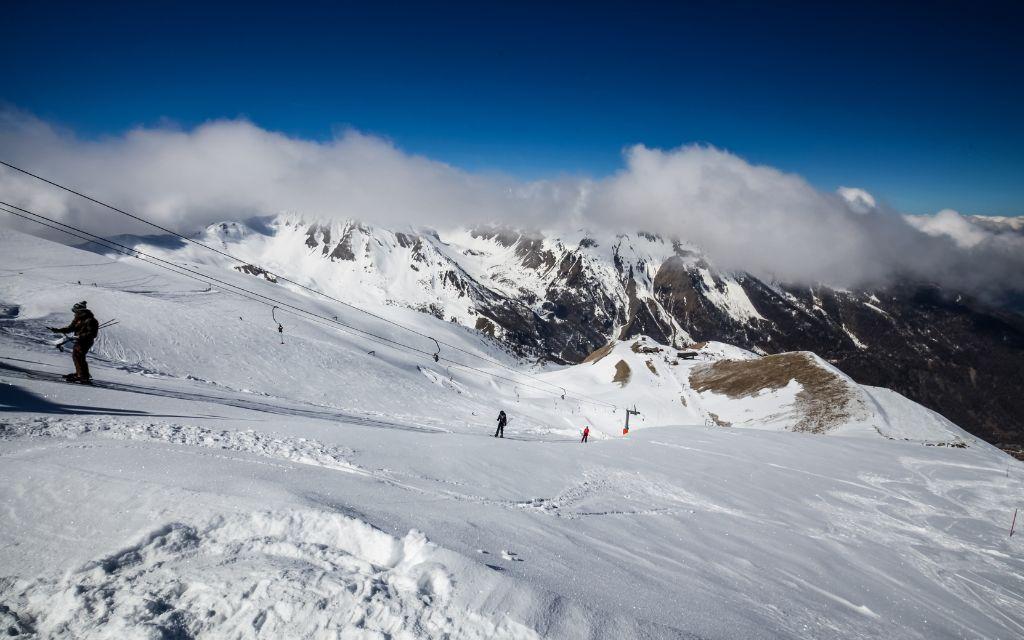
[217,217,1024,448]
[233,264,278,282]
[652,256,1024,446]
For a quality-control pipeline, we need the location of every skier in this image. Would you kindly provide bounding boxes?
[581,426,590,443]
[48,301,99,384]
[494,410,507,438]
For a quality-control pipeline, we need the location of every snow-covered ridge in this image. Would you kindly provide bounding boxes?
[2,228,1022,639]
[1,227,977,444]
[112,214,770,363]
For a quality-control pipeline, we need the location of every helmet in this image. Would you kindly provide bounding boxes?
[72,301,88,312]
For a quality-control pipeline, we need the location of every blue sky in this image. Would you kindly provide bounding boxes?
[3,0,1022,215]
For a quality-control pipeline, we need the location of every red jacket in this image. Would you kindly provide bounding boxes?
[582,427,590,436]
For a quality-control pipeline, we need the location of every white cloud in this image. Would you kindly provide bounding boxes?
[905,209,990,248]
[1,109,1021,299]
[837,187,877,214]
[0,109,575,235]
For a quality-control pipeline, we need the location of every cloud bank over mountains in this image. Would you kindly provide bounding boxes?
[1,109,1021,300]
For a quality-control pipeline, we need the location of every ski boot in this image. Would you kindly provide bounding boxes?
[63,373,79,382]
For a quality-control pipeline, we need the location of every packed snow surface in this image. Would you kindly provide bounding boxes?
[2,229,1023,639]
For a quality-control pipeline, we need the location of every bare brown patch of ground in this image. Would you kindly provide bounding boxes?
[631,341,662,354]
[689,352,859,433]
[613,360,632,386]
[583,342,615,364]
[999,445,1024,461]
[645,360,659,376]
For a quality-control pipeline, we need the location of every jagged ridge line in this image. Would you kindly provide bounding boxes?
[0,202,618,409]
[0,159,616,405]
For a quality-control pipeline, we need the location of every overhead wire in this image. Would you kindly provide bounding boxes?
[0,201,618,409]
[0,158,599,401]
[0,202,604,403]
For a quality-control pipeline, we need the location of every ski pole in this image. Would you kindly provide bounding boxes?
[1012,509,1018,538]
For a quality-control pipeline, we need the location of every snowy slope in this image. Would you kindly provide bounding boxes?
[2,229,1024,639]
[111,216,739,358]
[83,213,1024,455]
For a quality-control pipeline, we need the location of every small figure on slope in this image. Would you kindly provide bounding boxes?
[48,301,99,384]
[494,410,507,438]
[581,426,590,443]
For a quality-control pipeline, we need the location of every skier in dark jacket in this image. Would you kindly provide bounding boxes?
[48,301,99,383]
[494,410,507,438]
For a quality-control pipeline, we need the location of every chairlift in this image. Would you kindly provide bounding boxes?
[430,337,440,362]
[271,306,284,344]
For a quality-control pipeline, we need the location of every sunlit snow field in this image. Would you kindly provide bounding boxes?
[2,229,1023,639]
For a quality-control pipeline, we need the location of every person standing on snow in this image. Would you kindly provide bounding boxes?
[494,410,507,438]
[581,426,590,443]
[48,301,99,384]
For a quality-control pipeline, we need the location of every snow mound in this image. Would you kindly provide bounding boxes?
[0,417,360,472]
[864,385,974,445]
[1,510,539,640]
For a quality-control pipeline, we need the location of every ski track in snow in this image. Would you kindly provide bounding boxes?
[511,469,717,519]
[0,510,540,640]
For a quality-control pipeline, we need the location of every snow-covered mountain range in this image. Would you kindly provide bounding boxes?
[2,227,1022,639]
[116,214,1024,452]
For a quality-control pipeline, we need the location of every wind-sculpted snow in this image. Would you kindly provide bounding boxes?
[0,510,540,639]
[0,417,359,472]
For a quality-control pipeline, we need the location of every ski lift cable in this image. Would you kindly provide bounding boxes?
[0,204,618,409]
[0,203,442,361]
[3,203,618,408]
[292,306,611,404]
[0,203,433,356]
[0,159,589,398]
[0,209,457,377]
[0,207,457,382]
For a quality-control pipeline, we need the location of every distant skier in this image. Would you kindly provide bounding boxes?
[494,410,507,438]
[48,301,99,384]
[581,426,590,443]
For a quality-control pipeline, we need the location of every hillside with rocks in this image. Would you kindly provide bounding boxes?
[112,215,1024,451]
